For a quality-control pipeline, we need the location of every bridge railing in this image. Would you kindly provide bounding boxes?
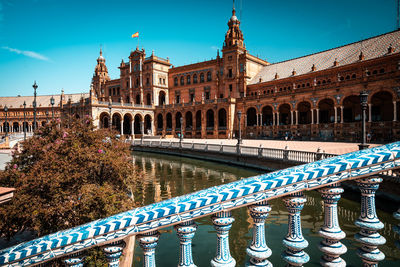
[1,142,400,266]
[133,139,336,164]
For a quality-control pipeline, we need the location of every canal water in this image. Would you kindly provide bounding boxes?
[132,151,400,267]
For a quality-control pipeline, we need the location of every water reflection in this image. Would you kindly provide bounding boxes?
[132,152,400,266]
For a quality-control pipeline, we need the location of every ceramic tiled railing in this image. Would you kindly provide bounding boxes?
[1,142,400,266]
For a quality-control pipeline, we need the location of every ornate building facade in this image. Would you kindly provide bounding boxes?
[2,6,400,143]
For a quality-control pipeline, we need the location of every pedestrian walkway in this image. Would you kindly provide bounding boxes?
[158,138,379,155]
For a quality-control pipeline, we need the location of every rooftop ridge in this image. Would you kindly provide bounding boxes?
[267,29,400,67]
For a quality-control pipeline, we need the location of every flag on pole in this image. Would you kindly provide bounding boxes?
[131,32,139,38]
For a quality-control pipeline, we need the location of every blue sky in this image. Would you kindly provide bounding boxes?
[0,0,397,97]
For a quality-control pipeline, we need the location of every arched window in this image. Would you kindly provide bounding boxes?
[180,76,184,85]
[136,94,140,104]
[206,109,214,128]
[207,71,212,81]
[246,108,257,126]
[157,114,163,129]
[218,109,227,128]
[200,73,204,83]
[174,77,178,86]
[193,74,198,84]
[146,93,151,105]
[166,113,172,129]
[187,75,191,84]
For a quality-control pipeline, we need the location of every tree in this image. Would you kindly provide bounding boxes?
[0,117,141,239]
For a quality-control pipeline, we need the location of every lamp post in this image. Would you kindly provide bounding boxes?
[180,116,183,143]
[23,101,26,140]
[237,111,242,145]
[108,101,112,131]
[4,105,8,138]
[32,81,38,131]
[46,110,49,123]
[358,90,369,150]
[50,96,55,119]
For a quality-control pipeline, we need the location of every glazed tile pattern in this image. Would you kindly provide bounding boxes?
[1,142,400,266]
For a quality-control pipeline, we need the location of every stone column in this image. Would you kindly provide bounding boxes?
[355,177,386,266]
[368,104,372,122]
[282,192,309,266]
[316,108,320,124]
[272,113,275,126]
[211,211,236,267]
[175,221,197,267]
[290,110,294,125]
[260,113,263,126]
[318,184,347,266]
[295,110,298,125]
[121,120,124,135]
[334,107,338,123]
[138,231,160,267]
[340,106,344,123]
[246,200,272,267]
[102,240,126,267]
[132,119,135,137]
[393,101,397,121]
[276,112,280,126]
[311,109,314,124]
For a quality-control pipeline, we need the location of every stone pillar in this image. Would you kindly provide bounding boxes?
[121,120,124,135]
[282,192,309,266]
[311,109,314,124]
[316,108,320,124]
[260,113,263,126]
[340,106,344,123]
[276,112,280,126]
[272,113,275,126]
[318,184,347,266]
[211,211,236,267]
[132,119,135,137]
[138,231,160,267]
[355,177,386,266]
[102,240,126,267]
[290,110,294,125]
[368,104,372,122]
[64,251,85,267]
[334,107,338,123]
[246,200,272,267]
[295,110,298,125]
[175,221,197,267]
[393,101,397,122]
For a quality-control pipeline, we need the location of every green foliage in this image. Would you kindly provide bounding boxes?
[0,117,141,239]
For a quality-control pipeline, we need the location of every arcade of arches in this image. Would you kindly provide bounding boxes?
[99,111,153,136]
[154,89,400,142]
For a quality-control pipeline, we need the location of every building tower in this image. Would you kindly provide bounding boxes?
[92,48,110,101]
[221,4,247,99]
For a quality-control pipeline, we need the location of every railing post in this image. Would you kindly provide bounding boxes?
[205,141,208,152]
[394,208,400,249]
[355,177,386,266]
[315,147,322,161]
[283,146,289,161]
[318,183,347,266]
[138,231,160,267]
[191,140,194,150]
[257,144,263,159]
[220,141,223,154]
[64,251,85,267]
[102,240,126,267]
[246,200,272,267]
[175,220,198,267]
[211,211,236,267]
[282,192,309,266]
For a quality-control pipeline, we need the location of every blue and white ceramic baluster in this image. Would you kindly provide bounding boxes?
[103,240,126,267]
[246,200,272,267]
[355,177,386,266]
[211,211,236,267]
[282,192,309,267]
[175,220,198,267]
[138,231,160,267]
[318,183,347,266]
[64,251,85,267]
[394,207,400,249]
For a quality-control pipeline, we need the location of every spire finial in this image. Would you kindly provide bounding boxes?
[232,0,236,15]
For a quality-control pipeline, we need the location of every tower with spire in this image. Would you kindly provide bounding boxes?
[91,48,110,101]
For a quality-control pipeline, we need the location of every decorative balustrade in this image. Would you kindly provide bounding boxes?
[1,142,400,266]
[133,140,336,164]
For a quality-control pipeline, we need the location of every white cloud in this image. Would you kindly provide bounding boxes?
[1,46,50,61]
